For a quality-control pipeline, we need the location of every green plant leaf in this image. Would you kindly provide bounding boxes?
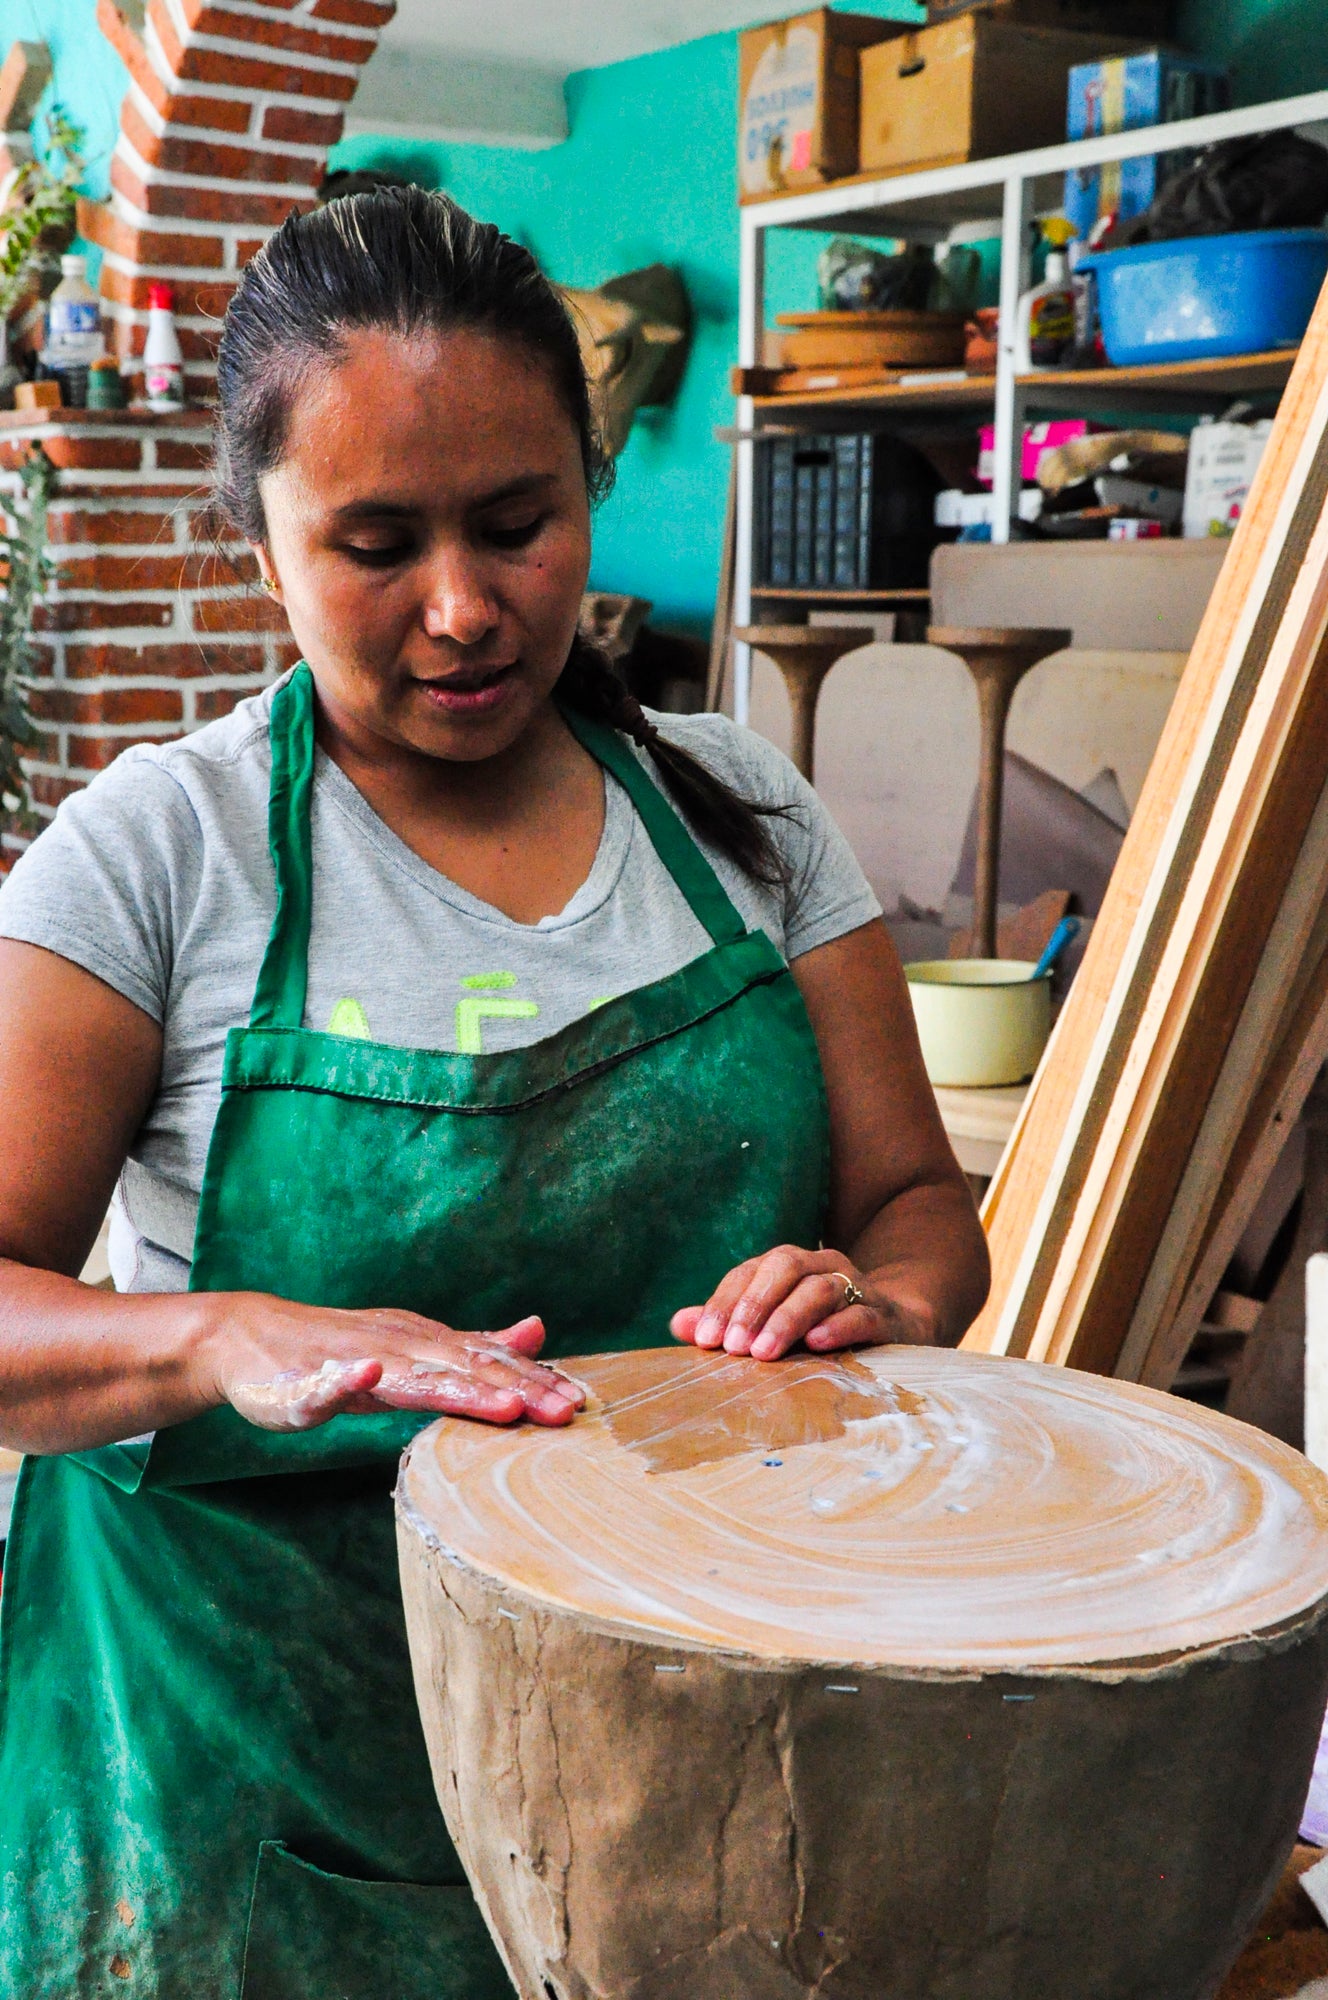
[0,445,58,834]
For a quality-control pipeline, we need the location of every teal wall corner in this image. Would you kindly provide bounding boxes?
[1179,0,1328,106]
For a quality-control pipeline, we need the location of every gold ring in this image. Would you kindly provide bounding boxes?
[832,1272,865,1309]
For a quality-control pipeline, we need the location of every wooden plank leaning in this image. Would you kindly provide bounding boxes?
[962,291,1328,1375]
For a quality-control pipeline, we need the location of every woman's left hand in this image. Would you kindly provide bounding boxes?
[670,1244,935,1362]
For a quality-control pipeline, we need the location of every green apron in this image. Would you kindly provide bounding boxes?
[0,664,830,1998]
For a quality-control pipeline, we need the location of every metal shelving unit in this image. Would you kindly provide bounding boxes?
[734,86,1328,722]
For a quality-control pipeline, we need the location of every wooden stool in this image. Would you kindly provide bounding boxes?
[734,624,875,782]
[928,625,1072,957]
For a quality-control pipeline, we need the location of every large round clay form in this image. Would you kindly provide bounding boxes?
[396,1347,1328,2000]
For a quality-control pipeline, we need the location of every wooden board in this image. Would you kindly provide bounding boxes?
[781,327,966,368]
[964,287,1328,1376]
[397,1346,1328,2000]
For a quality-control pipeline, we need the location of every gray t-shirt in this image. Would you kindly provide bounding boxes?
[0,679,879,1293]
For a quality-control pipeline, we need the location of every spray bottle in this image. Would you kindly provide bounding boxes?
[1014,217,1079,373]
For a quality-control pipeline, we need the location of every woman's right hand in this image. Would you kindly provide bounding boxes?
[206,1296,584,1432]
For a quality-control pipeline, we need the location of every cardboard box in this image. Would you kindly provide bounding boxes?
[1183,419,1273,540]
[739,9,907,201]
[1064,49,1229,237]
[929,0,1177,31]
[860,16,1145,177]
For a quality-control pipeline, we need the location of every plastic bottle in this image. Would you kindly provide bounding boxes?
[143,282,185,411]
[1014,249,1076,372]
[45,254,104,363]
[42,253,105,407]
[1067,215,1115,368]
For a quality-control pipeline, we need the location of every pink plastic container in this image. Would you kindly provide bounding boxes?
[978,419,1101,488]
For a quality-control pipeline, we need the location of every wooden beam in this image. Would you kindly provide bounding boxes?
[965,288,1328,1374]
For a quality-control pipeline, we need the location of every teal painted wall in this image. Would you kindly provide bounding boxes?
[0,0,123,200]
[1179,0,1328,105]
[336,36,745,636]
[329,7,926,636]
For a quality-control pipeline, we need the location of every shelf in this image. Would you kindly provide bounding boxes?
[751,586,931,603]
[753,373,995,413]
[0,404,210,429]
[747,350,1296,420]
[733,88,1328,719]
[1017,349,1297,415]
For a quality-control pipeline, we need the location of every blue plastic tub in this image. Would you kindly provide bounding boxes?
[1081,227,1328,367]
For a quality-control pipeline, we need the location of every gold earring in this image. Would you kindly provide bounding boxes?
[260,575,278,596]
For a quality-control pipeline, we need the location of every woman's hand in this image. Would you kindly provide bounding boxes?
[668,922,988,1365]
[206,1296,585,1432]
[670,1244,937,1362]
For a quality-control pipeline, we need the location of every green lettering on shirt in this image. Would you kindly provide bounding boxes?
[455,971,539,1053]
[327,997,371,1040]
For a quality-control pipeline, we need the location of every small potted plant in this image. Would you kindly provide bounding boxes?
[0,109,84,404]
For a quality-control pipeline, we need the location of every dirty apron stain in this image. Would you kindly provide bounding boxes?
[0,664,830,1998]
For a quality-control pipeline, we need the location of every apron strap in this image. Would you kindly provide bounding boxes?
[560,708,749,948]
[250,663,315,1030]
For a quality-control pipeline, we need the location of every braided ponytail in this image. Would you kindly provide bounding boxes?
[557,638,791,887]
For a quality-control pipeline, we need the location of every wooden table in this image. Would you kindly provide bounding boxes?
[933,1081,1028,1180]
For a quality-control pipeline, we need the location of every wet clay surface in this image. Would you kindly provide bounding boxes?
[400,1346,1328,1671]
[599,1348,919,1471]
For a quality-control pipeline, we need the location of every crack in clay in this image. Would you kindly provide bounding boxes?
[598,1350,920,1474]
[712,1726,748,1938]
[776,1702,808,1956]
[505,1630,535,1869]
[712,1703,779,1938]
[810,1937,849,1996]
[527,1643,574,1968]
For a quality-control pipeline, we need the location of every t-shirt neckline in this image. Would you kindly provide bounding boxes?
[310,743,639,935]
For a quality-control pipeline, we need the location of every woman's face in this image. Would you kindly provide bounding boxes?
[256,324,592,765]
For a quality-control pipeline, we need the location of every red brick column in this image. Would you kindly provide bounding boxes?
[0,409,295,864]
[84,0,393,397]
[0,3,395,866]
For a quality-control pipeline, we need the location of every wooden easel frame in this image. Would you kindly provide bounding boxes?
[964,299,1328,1380]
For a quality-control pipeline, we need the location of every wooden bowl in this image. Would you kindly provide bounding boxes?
[397,1346,1328,2000]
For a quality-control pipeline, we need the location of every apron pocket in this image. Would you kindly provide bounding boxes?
[239,1840,514,2000]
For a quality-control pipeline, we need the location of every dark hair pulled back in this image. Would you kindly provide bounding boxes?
[213,184,788,885]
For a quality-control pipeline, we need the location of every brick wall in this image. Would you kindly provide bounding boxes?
[1,408,297,862]
[85,0,392,399]
[0,1,394,866]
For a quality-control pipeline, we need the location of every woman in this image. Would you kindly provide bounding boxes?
[0,189,988,1995]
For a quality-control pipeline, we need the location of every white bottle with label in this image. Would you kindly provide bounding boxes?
[143,281,185,411]
[45,253,105,365]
